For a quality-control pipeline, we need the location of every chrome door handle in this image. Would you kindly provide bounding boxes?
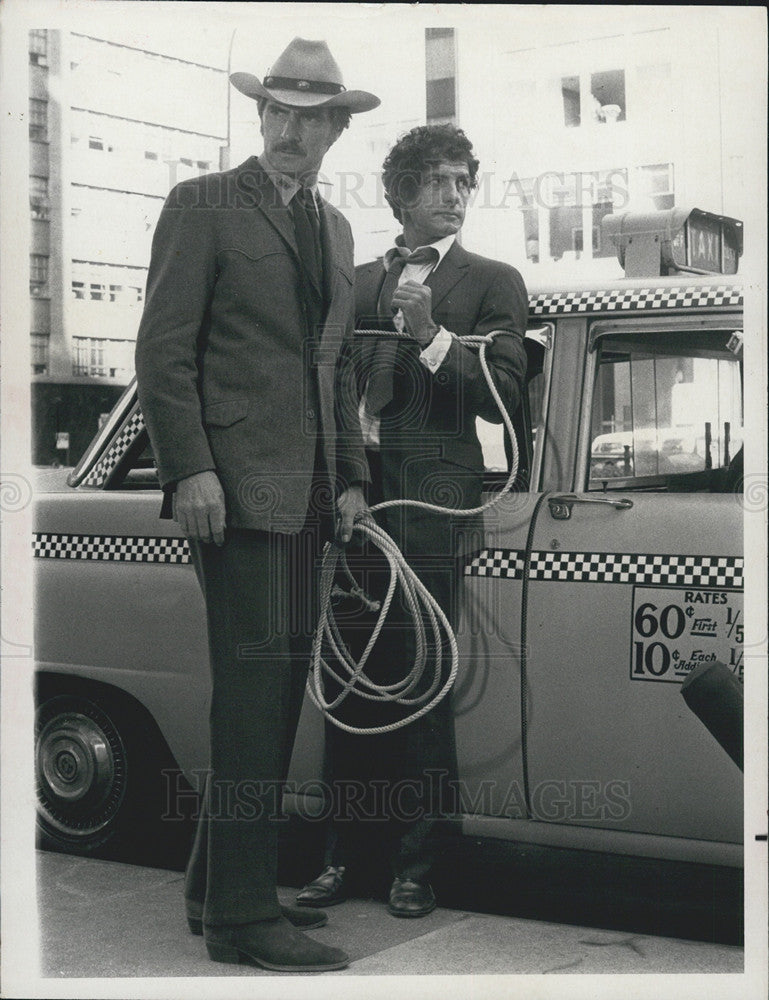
[548,494,634,520]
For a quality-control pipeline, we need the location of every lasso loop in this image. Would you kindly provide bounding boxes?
[307,331,519,734]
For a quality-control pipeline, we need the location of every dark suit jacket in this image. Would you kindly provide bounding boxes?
[354,240,528,513]
[135,157,368,532]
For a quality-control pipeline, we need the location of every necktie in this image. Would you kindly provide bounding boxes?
[365,245,440,416]
[292,186,322,295]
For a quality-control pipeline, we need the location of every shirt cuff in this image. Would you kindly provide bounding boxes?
[419,326,452,372]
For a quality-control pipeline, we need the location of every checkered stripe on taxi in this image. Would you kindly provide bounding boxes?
[81,409,146,488]
[465,550,743,588]
[528,286,743,316]
[34,533,190,564]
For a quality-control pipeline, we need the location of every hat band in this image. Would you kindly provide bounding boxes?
[263,75,346,96]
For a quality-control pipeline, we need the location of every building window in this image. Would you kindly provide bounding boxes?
[29,29,48,65]
[30,176,49,219]
[592,168,628,258]
[510,172,629,264]
[561,76,581,127]
[637,163,675,210]
[590,70,625,123]
[425,27,456,123]
[72,337,134,379]
[196,160,210,171]
[144,150,158,160]
[30,254,49,291]
[426,78,456,120]
[73,338,106,377]
[549,204,584,260]
[588,209,610,257]
[560,70,626,127]
[88,135,114,153]
[29,99,48,141]
[542,168,628,262]
[515,178,540,263]
[31,333,50,375]
[72,262,146,306]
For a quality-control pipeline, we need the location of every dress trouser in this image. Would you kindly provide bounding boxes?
[185,506,328,926]
[323,453,473,884]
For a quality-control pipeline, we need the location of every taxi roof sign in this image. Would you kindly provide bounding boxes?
[602,208,743,278]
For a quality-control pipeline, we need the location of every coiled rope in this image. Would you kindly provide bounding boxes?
[306,329,519,734]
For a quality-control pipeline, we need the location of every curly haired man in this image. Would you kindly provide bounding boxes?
[297,124,528,918]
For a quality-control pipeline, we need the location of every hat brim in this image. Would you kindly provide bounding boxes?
[230,72,380,113]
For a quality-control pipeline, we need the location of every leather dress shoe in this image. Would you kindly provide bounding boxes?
[204,915,349,972]
[387,878,436,917]
[296,865,347,907]
[186,898,328,935]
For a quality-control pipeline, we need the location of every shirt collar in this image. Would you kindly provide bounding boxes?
[393,232,456,267]
[258,153,318,207]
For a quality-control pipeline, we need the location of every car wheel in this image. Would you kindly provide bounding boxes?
[35,694,131,852]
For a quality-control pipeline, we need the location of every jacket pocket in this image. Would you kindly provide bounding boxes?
[203,398,250,427]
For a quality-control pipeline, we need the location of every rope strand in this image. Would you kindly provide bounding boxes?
[306,330,519,734]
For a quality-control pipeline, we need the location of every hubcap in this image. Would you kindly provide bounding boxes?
[36,699,127,840]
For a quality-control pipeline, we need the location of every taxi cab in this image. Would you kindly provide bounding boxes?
[34,208,746,875]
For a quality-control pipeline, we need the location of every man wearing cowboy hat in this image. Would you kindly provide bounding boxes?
[135,38,379,972]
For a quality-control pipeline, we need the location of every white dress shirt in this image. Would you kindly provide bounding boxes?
[258,154,320,216]
[361,234,456,447]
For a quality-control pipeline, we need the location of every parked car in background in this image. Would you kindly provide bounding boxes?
[590,425,744,480]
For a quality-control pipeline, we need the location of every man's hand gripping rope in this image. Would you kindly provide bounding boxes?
[307,330,520,734]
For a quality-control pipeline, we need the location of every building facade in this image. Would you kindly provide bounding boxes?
[456,13,753,286]
[311,12,753,286]
[28,29,228,465]
[29,12,755,464]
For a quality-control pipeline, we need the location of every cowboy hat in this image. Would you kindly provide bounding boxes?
[230,37,380,113]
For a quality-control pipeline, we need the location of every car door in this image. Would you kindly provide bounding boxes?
[453,326,553,826]
[522,315,744,863]
[34,386,213,781]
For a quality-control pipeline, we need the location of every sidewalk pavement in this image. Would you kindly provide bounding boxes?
[36,850,743,978]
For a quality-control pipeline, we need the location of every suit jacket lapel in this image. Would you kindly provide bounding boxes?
[353,262,388,390]
[355,262,388,326]
[236,157,299,259]
[425,239,470,310]
[318,198,337,304]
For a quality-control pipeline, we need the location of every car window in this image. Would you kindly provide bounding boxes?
[586,328,743,491]
[119,437,160,487]
[478,325,551,489]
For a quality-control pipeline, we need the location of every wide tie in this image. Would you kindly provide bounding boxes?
[366,245,440,416]
[292,186,322,296]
